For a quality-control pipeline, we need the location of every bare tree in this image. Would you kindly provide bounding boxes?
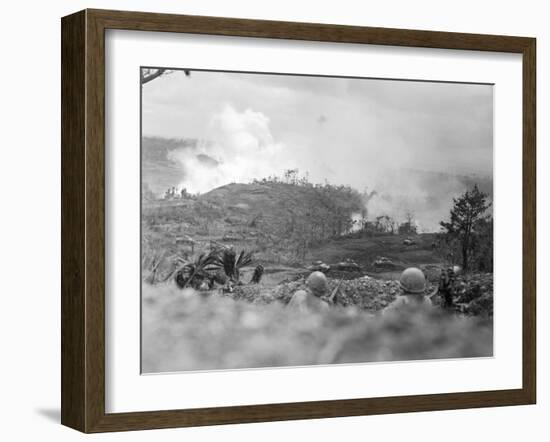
[399,211,417,235]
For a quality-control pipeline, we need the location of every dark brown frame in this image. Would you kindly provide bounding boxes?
[61,8,536,433]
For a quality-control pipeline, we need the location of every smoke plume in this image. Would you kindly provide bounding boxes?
[168,105,289,194]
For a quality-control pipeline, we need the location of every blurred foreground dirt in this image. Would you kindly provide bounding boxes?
[142,284,493,373]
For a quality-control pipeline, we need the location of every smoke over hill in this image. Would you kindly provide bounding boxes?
[142,135,491,232]
[367,168,492,232]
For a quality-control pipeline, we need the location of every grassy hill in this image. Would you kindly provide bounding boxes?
[141,179,447,290]
[143,180,363,264]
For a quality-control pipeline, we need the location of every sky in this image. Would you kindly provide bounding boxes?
[141,69,493,230]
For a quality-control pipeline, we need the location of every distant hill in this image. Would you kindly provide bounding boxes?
[202,181,362,254]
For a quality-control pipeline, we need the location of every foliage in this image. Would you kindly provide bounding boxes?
[251,171,364,259]
[439,185,492,272]
[215,249,254,282]
[398,212,417,235]
[173,251,220,289]
[468,216,494,272]
[169,248,255,289]
[220,248,236,280]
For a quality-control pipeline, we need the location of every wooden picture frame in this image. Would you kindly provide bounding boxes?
[61,8,536,433]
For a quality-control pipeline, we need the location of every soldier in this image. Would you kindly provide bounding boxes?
[439,266,460,309]
[383,267,431,313]
[287,271,330,313]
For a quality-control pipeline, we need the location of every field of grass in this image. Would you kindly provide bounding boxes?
[310,233,440,271]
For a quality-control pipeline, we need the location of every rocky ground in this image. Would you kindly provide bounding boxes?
[224,271,493,317]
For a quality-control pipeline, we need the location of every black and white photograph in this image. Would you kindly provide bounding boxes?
[0,0,543,437]
[140,67,494,373]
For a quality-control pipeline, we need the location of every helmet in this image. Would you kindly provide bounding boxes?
[398,267,426,294]
[306,271,328,296]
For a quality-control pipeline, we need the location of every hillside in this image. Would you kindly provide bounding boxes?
[143,180,364,267]
[141,180,448,293]
[200,183,442,271]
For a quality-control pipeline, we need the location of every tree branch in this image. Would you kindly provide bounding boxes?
[141,69,166,85]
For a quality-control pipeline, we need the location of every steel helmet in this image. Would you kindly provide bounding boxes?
[306,271,328,297]
[398,267,426,294]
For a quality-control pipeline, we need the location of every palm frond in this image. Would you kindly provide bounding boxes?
[172,250,221,288]
[236,250,253,269]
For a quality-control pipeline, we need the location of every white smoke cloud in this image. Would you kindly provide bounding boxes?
[364,169,484,232]
[165,103,485,231]
[144,71,493,231]
[168,105,290,194]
